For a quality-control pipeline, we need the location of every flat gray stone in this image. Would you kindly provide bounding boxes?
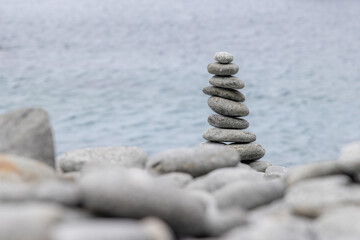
[203,128,256,143]
[209,76,244,89]
[51,218,174,240]
[214,52,233,64]
[214,179,285,210]
[208,96,249,117]
[156,172,193,188]
[208,114,249,129]
[186,167,264,193]
[285,176,360,218]
[203,86,245,102]
[314,206,360,240]
[228,143,265,161]
[265,166,288,179]
[0,203,63,240]
[0,108,55,168]
[249,161,272,172]
[207,63,239,76]
[0,154,55,183]
[147,146,240,177]
[200,141,226,146]
[57,146,147,173]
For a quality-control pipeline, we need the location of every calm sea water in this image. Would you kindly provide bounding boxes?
[1,0,360,166]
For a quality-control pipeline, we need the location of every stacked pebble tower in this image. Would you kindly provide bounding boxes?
[202,52,265,162]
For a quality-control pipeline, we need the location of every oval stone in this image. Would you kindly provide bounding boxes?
[207,63,239,76]
[203,86,245,102]
[208,97,249,117]
[228,143,266,161]
[209,76,244,89]
[202,128,256,143]
[208,114,249,129]
[214,52,233,64]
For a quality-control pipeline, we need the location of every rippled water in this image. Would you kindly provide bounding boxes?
[1,0,360,166]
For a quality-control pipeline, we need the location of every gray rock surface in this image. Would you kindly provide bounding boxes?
[314,206,360,240]
[249,161,272,172]
[285,176,360,218]
[203,128,256,143]
[57,146,147,173]
[0,108,55,168]
[0,203,63,240]
[228,143,265,161]
[214,179,285,210]
[51,217,174,240]
[146,146,240,177]
[223,215,315,240]
[186,167,264,193]
[207,62,239,76]
[209,76,244,89]
[200,141,226,146]
[203,86,245,102]
[156,172,193,188]
[80,167,209,236]
[214,52,233,64]
[208,114,249,129]
[0,154,55,183]
[265,166,288,179]
[338,141,360,163]
[208,97,249,117]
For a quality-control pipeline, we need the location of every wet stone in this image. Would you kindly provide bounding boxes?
[208,114,249,129]
[208,97,249,117]
[209,76,244,89]
[203,86,245,102]
[203,128,256,143]
[207,63,239,76]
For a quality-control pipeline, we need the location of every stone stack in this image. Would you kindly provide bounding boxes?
[202,52,265,162]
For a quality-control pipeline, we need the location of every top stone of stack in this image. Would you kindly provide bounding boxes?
[208,52,239,76]
[214,52,234,64]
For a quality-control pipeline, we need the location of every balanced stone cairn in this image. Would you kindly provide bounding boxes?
[202,52,265,162]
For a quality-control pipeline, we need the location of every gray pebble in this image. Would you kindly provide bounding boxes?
[265,166,288,179]
[249,161,272,172]
[203,86,245,102]
[228,143,265,161]
[80,167,208,236]
[200,141,226,146]
[208,114,249,129]
[214,52,233,64]
[214,179,285,210]
[207,63,239,76]
[186,167,264,193]
[209,76,244,89]
[51,217,174,240]
[147,146,240,177]
[208,97,249,117]
[203,128,256,143]
[0,108,55,168]
[57,146,147,173]
[156,172,193,188]
[285,176,360,218]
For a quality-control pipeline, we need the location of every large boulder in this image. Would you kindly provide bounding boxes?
[146,146,240,177]
[0,108,55,167]
[57,146,147,173]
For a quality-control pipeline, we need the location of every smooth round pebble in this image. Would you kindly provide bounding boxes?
[203,128,256,143]
[208,97,249,117]
[207,63,239,76]
[209,76,244,89]
[203,86,245,102]
[228,143,266,161]
[208,114,249,129]
[214,52,233,64]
